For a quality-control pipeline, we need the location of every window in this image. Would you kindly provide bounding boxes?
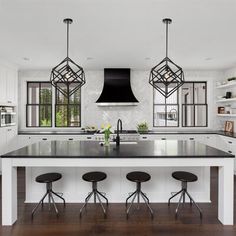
[153,82,207,127]
[55,83,81,127]
[26,82,81,128]
[182,82,207,127]
[26,82,52,127]
[153,83,179,127]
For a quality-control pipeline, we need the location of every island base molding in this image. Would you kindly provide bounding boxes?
[1,158,234,226]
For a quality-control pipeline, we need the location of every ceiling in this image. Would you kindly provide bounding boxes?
[0,0,236,70]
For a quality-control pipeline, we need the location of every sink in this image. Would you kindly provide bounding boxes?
[99,141,138,145]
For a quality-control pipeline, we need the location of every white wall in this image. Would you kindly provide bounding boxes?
[18,69,221,131]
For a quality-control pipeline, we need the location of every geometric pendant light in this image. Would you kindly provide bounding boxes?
[50,18,85,97]
[149,18,184,98]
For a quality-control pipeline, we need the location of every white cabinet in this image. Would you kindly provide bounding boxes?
[0,128,7,155]
[0,65,18,106]
[0,126,17,172]
[0,67,7,104]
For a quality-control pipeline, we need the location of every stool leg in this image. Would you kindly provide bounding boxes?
[141,191,150,204]
[96,192,106,217]
[126,192,137,218]
[50,192,59,215]
[141,192,154,218]
[168,189,183,206]
[175,192,184,218]
[185,191,203,218]
[51,191,66,206]
[80,192,93,216]
[31,192,48,217]
[125,191,137,207]
[96,190,108,206]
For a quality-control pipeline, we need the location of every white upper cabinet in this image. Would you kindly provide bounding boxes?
[0,66,7,104]
[0,64,18,106]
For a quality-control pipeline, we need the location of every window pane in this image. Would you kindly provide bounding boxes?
[27,105,39,127]
[182,105,194,127]
[182,83,193,104]
[28,83,39,104]
[40,83,52,104]
[154,105,166,127]
[195,105,207,126]
[56,84,68,104]
[68,105,80,127]
[194,83,206,104]
[166,105,178,127]
[69,86,81,104]
[166,84,178,104]
[40,105,52,127]
[56,105,68,127]
[154,89,165,104]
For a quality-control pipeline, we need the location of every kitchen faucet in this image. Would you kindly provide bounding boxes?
[114,119,122,146]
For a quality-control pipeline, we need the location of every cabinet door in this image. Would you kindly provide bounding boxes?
[0,128,7,155]
[0,66,7,104]
[6,68,17,105]
[6,126,17,153]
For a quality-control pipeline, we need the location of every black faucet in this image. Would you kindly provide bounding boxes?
[114,119,122,146]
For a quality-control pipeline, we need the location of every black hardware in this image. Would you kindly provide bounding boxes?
[42,138,47,141]
[113,119,122,146]
[228,141,232,144]
[142,136,147,139]
[68,138,73,141]
[87,137,92,140]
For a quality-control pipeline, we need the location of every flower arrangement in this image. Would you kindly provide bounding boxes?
[101,124,113,145]
[137,122,149,133]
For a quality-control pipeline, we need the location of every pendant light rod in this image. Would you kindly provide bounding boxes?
[162,18,172,58]
[63,18,73,58]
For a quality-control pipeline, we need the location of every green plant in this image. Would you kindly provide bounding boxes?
[137,122,149,133]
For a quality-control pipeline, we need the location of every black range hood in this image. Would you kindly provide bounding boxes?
[96,68,139,106]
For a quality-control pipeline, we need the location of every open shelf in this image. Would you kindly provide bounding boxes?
[217,114,236,117]
[216,81,236,89]
[216,98,236,103]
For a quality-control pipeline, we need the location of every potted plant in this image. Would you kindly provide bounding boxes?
[137,122,149,133]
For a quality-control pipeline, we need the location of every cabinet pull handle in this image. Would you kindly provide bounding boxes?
[142,136,147,139]
[42,138,47,141]
[189,138,194,140]
[68,138,73,141]
[7,101,12,103]
[228,141,232,144]
[87,137,92,140]
[228,150,232,153]
[7,129,12,131]
[161,138,166,140]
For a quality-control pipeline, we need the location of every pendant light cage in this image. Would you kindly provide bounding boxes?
[149,18,184,98]
[50,18,85,97]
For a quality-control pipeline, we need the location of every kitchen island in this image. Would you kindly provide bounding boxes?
[1,140,234,225]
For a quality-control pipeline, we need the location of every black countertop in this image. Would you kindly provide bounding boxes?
[18,130,236,138]
[2,140,234,158]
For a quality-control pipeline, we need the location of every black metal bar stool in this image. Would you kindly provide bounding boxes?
[168,171,202,218]
[31,172,65,217]
[126,171,153,218]
[80,171,108,217]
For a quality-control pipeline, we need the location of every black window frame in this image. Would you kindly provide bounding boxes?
[182,81,208,127]
[153,84,179,127]
[55,85,81,128]
[26,82,52,127]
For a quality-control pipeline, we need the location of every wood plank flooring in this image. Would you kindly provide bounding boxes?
[0,167,235,236]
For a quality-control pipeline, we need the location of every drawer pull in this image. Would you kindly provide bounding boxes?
[161,138,166,140]
[189,138,194,140]
[142,137,147,139]
[87,137,92,140]
[228,150,232,154]
[42,138,47,141]
[228,141,232,144]
[68,138,73,141]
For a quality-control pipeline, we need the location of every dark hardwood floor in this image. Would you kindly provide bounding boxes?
[0,167,235,236]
